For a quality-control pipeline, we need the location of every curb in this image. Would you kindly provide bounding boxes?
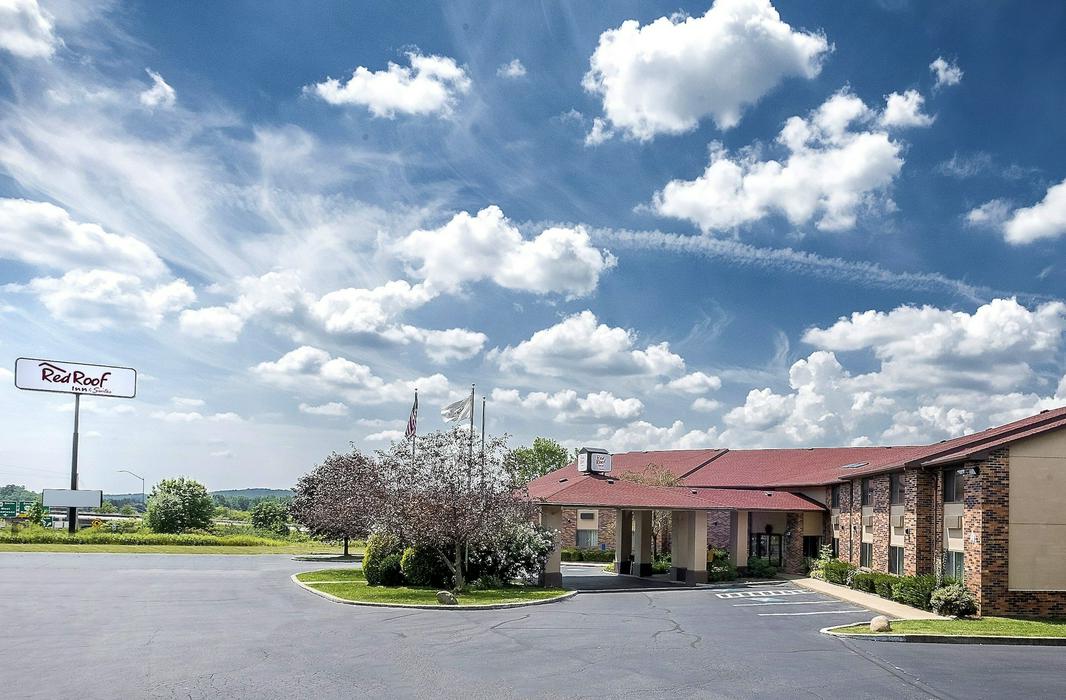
[291,574,579,610]
[821,622,1066,646]
[785,576,945,620]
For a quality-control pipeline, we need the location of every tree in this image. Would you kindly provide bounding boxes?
[25,500,45,526]
[144,477,214,533]
[290,449,384,557]
[511,437,571,483]
[0,484,38,502]
[97,500,117,514]
[621,464,682,558]
[377,427,535,590]
[251,500,290,536]
[119,504,137,516]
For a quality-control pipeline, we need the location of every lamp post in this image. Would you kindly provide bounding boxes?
[117,470,145,512]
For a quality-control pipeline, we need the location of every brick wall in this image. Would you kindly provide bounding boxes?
[906,470,937,575]
[784,512,805,573]
[559,508,617,549]
[838,479,860,566]
[872,475,890,571]
[706,509,731,549]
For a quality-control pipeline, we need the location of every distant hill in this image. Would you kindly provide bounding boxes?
[103,488,292,502]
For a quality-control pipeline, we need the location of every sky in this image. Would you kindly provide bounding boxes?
[1,0,1065,493]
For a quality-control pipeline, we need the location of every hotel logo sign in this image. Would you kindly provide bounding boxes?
[14,358,137,398]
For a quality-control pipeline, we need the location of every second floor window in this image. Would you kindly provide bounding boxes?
[944,469,965,503]
[861,478,873,506]
[890,473,904,505]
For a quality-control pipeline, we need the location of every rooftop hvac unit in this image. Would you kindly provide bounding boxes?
[947,515,963,530]
[577,447,612,474]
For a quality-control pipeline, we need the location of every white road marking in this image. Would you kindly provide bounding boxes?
[733,600,849,607]
[756,610,868,616]
[715,590,809,599]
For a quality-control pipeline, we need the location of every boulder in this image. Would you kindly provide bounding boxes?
[436,590,458,606]
[869,615,892,632]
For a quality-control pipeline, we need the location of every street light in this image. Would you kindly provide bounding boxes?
[117,470,145,512]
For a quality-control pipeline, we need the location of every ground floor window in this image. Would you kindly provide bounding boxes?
[576,529,598,549]
[749,533,783,567]
[802,535,821,559]
[889,546,904,574]
[860,542,873,568]
[945,549,964,582]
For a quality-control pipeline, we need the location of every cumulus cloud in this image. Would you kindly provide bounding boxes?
[965,199,1012,229]
[659,371,722,394]
[298,401,349,416]
[6,269,194,329]
[491,310,686,378]
[587,420,720,452]
[879,89,934,128]
[151,410,243,423]
[394,206,615,297]
[492,387,644,422]
[1001,179,1066,244]
[496,59,526,79]
[0,198,167,276]
[653,90,917,233]
[691,397,722,412]
[171,397,205,408]
[930,56,963,89]
[139,69,176,109]
[0,0,59,58]
[253,345,451,404]
[582,0,829,140]
[306,52,470,118]
[365,429,405,443]
[179,306,244,342]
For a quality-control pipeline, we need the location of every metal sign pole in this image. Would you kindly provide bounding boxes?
[69,392,80,534]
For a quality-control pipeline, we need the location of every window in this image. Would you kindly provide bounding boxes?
[575,529,598,549]
[578,511,595,521]
[831,485,840,508]
[945,550,964,582]
[889,546,904,574]
[803,536,822,559]
[749,533,783,567]
[943,469,965,503]
[890,473,904,505]
[861,478,873,506]
[860,542,873,568]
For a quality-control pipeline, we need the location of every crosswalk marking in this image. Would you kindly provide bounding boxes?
[733,600,845,607]
[715,589,808,599]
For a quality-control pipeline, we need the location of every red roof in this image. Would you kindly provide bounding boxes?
[683,446,930,488]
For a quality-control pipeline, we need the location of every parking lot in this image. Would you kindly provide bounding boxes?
[2,553,1064,699]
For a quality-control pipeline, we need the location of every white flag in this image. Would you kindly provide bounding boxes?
[440,395,473,423]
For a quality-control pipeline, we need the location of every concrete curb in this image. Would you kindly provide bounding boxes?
[783,575,945,620]
[821,622,1066,646]
[291,574,578,610]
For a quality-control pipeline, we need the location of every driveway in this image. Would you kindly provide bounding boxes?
[2,553,1064,699]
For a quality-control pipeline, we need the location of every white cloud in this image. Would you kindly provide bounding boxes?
[365,429,404,442]
[307,52,470,118]
[179,306,244,342]
[298,401,349,416]
[652,90,911,233]
[385,326,487,363]
[930,56,963,89]
[691,397,721,412]
[496,59,526,79]
[151,410,243,423]
[139,69,176,109]
[1002,179,1066,244]
[491,310,685,378]
[588,420,719,452]
[7,269,194,329]
[582,0,829,140]
[879,90,934,128]
[965,199,1011,228]
[311,280,434,334]
[660,371,722,394]
[492,387,644,422]
[253,345,450,404]
[395,206,615,297]
[171,396,205,408]
[0,198,167,276]
[584,117,613,146]
[0,0,58,58]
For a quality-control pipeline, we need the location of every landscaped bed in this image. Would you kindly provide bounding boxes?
[833,617,1066,638]
[296,568,568,607]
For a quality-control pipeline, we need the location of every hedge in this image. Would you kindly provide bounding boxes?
[816,557,956,613]
[560,547,615,562]
[0,529,287,547]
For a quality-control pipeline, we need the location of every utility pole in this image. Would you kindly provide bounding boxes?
[68,393,80,534]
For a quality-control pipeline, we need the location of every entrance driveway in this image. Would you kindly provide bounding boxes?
[2,553,1064,699]
[562,563,685,590]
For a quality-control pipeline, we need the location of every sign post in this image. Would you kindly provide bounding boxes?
[14,358,137,533]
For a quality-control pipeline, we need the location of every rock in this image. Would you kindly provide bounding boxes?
[869,615,892,632]
[436,590,458,606]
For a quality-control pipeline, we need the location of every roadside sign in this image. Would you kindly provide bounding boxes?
[14,357,137,398]
[43,489,103,508]
[0,501,33,518]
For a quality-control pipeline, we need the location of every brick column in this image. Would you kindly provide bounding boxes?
[872,475,890,572]
[561,508,577,548]
[968,449,1010,615]
[784,512,805,574]
[838,480,856,565]
[614,509,632,575]
[598,508,616,549]
[905,470,936,575]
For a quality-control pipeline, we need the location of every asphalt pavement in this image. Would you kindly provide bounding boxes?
[2,553,1063,699]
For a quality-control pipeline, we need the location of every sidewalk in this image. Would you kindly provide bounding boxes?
[781,575,945,620]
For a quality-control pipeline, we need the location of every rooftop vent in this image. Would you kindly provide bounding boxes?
[558,478,568,483]
[840,462,869,470]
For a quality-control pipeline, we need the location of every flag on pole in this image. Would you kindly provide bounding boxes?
[441,394,473,423]
[404,391,418,439]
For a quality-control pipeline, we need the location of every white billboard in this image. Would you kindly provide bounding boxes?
[14,358,137,398]
[43,489,103,508]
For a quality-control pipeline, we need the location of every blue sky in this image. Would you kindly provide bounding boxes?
[1,0,1065,492]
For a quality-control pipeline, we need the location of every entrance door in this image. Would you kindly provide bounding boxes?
[749,533,783,567]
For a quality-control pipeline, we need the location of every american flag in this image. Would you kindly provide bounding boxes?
[404,391,418,439]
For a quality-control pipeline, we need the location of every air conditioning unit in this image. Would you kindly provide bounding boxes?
[946,515,963,530]
[863,516,873,527]
[891,515,904,528]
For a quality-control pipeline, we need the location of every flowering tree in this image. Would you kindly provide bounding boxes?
[377,427,535,590]
[290,449,384,557]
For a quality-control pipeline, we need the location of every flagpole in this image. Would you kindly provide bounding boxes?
[411,388,417,460]
[480,395,486,484]
[468,384,474,476]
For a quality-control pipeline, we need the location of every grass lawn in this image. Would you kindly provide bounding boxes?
[0,542,348,555]
[297,568,568,606]
[835,617,1066,638]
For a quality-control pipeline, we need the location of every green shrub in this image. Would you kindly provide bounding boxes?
[850,571,877,593]
[377,553,405,587]
[0,527,285,546]
[821,559,856,585]
[930,583,978,617]
[400,546,450,588]
[144,477,214,533]
[250,500,290,536]
[470,575,507,590]
[363,532,404,586]
[745,557,776,578]
[707,560,737,582]
[873,574,896,599]
[707,547,730,564]
[891,574,938,610]
[559,547,614,563]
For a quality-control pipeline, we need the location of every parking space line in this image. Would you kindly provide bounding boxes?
[732,600,850,607]
[715,590,810,599]
[755,610,868,616]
